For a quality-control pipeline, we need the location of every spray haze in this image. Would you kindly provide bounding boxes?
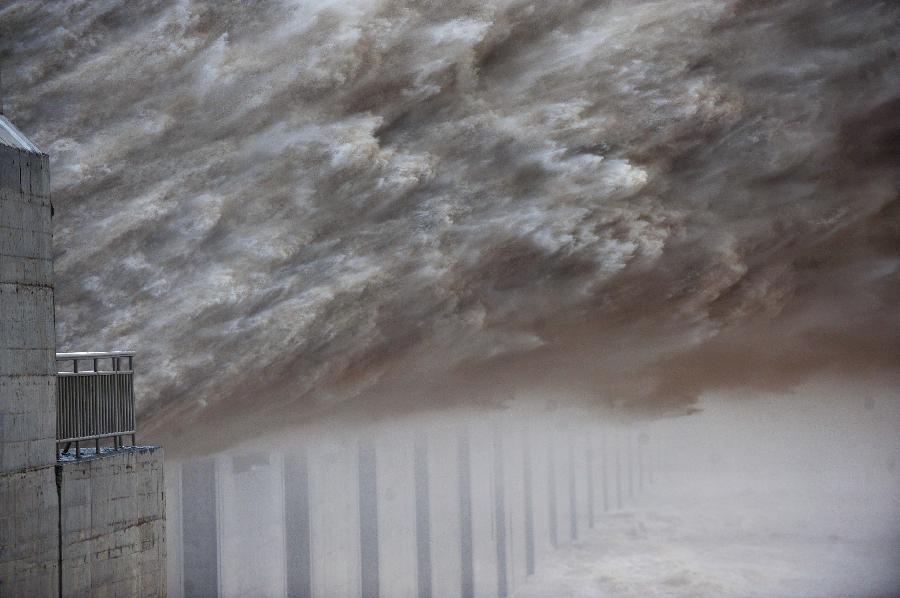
[1,0,898,450]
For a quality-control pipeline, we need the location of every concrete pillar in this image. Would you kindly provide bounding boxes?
[586,436,595,529]
[413,434,432,598]
[529,429,552,569]
[457,430,474,598]
[165,461,185,598]
[601,428,609,512]
[284,448,312,598]
[493,426,508,598]
[358,440,379,598]
[182,458,219,598]
[658,432,663,474]
[615,430,623,510]
[547,435,558,548]
[627,429,635,501]
[522,432,535,576]
[568,438,578,542]
[638,434,645,492]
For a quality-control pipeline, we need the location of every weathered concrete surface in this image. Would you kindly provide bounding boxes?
[180,458,217,598]
[0,465,59,597]
[0,131,59,596]
[1,141,55,473]
[58,446,166,598]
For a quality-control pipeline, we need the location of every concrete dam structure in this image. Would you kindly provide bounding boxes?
[167,417,658,598]
[0,114,166,596]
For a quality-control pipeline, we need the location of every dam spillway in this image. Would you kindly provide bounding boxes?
[165,417,656,598]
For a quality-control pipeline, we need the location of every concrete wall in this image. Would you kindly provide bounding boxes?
[0,138,59,596]
[0,142,55,472]
[58,447,166,598]
[0,465,58,596]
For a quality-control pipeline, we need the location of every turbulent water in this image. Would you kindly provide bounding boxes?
[513,389,900,597]
[1,1,898,448]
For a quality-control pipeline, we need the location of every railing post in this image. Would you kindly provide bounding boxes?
[93,358,100,455]
[114,355,120,448]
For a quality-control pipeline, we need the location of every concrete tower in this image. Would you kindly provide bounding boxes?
[0,114,59,594]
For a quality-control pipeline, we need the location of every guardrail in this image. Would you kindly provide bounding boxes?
[56,351,136,458]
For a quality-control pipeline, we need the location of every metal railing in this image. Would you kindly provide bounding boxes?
[56,351,136,458]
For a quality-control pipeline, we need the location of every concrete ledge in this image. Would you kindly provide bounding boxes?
[57,445,162,463]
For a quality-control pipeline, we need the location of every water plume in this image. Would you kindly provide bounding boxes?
[1,0,897,451]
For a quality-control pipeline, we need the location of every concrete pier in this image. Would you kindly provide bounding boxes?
[522,434,535,577]
[413,434,432,598]
[182,459,218,597]
[358,441,379,598]
[284,448,312,598]
[58,447,166,597]
[166,420,660,598]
